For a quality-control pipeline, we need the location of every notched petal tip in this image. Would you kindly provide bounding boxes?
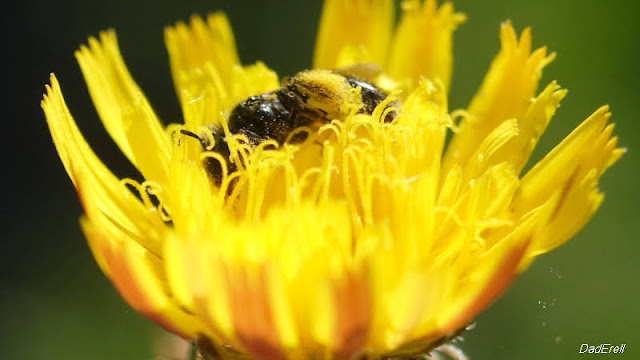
[41,73,88,187]
[500,20,516,43]
[444,21,557,177]
[41,73,56,106]
[313,0,394,69]
[513,105,622,260]
[75,29,171,184]
[165,10,244,125]
[388,0,464,91]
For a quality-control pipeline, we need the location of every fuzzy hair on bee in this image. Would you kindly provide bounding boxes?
[181,64,399,186]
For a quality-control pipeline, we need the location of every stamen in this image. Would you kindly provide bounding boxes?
[165,123,185,140]
[120,178,153,209]
[285,126,313,144]
[282,160,300,207]
[354,136,375,151]
[346,147,373,225]
[477,218,513,232]
[226,134,252,172]
[119,178,171,222]
[244,170,257,222]
[142,180,163,199]
[299,167,323,196]
[223,171,246,212]
[371,90,400,123]
[158,203,172,222]
[381,105,399,124]
[449,110,473,133]
[341,86,364,116]
[310,145,335,204]
[435,205,465,228]
[143,181,171,222]
[318,121,343,140]
[120,177,141,194]
[340,146,361,228]
[349,120,376,143]
[254,139,279,152]
[197,126,216,151]
[200,151,229,183]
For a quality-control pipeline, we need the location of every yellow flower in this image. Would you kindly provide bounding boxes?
[42,0,623,359]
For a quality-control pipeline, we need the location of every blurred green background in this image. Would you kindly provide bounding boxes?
[2,0,638,359]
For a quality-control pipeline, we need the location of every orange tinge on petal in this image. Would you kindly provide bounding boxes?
[42,75,202,339]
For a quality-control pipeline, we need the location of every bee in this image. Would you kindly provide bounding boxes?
[181,64,398,186]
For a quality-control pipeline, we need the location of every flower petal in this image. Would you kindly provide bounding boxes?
[435,199,551,334]
[513,106,624,264]
[81,217,200,339]
[486,81,567,174]
[165,15,281,131]
[75,31,171,184]
[162,154,237,344]
[443,22,554,176]
[165,14,240,95]
[387,0,465,91]
[166,14,240,124]
[42,74,164,256]
[43,75,199,338]
[313,0,394,69]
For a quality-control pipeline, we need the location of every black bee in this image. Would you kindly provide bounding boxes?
[181,64,398,186]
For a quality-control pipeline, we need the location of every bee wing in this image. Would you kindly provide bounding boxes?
[332,63,382,82]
